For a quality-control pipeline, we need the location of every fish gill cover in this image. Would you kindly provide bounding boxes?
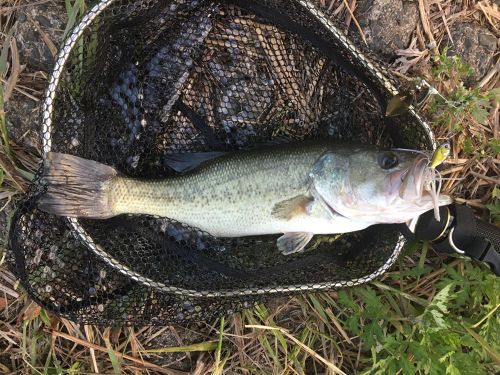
[9,0,434,325]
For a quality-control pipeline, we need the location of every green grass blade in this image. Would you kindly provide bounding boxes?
[308,294,329,323]
[213,316,225,375]
[43,348,52,374]
[0,29,12,159]
[30,327,38,374]
[15,167,35,182]
[63,0,87,40]
[39,309,51,326]
[254,304,288,354]
[103,335,122,374]
[371,281,429,307]
[0,28,14,76]
[0,91,11,159]
[462,324,500,364]
[65,0,72,16]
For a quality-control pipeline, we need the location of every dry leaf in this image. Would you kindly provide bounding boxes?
[0,297,7,311]
[22,301,41,321]
[385,91,414,117]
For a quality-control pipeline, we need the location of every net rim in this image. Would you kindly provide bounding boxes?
[39,0,431,296]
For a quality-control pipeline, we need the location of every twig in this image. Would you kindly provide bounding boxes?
[0,78,39,101]
[418,0,438,53]
[84,325,99,374]
[342,0,367,45]
[437,2,453,44]
[454,197,487,209]
[4,38,21,102]
[325,307,353,345]
[441,165,466,175]
[492,102,499,140]
[0,282,19,299]
[344,0,354,27]
[231,313,248,371]
[478,58,499,89]
[327,0,337,12]
[0,0,52,15]
[332,2,345,17]
[476,1,500,31]
[469,171,499,185]
[27,13,58,58]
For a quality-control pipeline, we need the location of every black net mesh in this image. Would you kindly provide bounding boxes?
[9,0,434,325]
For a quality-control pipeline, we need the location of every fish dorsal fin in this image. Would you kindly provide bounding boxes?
[277,232,314,255]
[239,136,293,150]
[271,195,314,220]
[163,151,227,173]
[255,136,292,147]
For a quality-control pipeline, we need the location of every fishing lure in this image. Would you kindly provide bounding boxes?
[429,141,451,169]
[426,141,451,221]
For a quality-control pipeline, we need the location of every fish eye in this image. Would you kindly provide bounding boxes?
[378,152,399,170]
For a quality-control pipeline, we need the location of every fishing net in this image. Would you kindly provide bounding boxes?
[9,0,435,325]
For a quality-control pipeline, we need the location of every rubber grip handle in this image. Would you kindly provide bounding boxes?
[475,219,500,253]
[474,218,500,275]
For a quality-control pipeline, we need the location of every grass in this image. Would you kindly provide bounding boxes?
[1,0,499,374]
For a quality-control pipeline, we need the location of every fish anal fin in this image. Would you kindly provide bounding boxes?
[277,232,314,255]
[271,195,313,220]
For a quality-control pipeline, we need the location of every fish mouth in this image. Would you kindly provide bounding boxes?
[398,153,452,207]
[414,155,430,198]
[397,154,431,201]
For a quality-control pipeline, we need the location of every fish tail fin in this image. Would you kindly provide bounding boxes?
[38,152,118,219]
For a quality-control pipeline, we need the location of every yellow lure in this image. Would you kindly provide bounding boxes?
[429,142,451,169]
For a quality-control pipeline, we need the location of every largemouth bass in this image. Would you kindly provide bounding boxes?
[39,141,451,254]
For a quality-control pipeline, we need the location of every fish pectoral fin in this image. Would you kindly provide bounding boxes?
[277,232,314,255]
[271,195,314,220]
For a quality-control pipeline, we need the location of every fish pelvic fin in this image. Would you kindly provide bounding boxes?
[38,152,118,219]
[277,232,314,255]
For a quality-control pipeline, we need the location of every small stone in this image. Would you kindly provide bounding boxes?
[478,33,497,50]
[445,22,497,83]
[357,0,419,59]
[5,92,41,146]
[12,1,66,72]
